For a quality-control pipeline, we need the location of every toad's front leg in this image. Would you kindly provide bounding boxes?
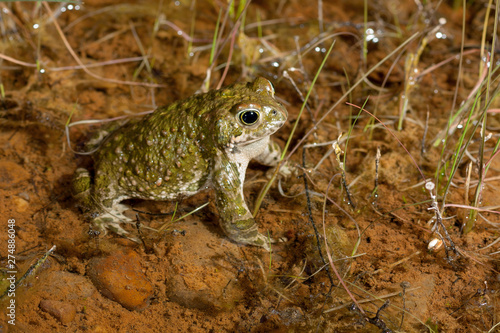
[212,156,272,251]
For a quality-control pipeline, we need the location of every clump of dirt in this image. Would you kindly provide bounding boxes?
[1,1,500,332]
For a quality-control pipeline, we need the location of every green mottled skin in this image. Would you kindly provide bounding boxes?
[73,77,287,250]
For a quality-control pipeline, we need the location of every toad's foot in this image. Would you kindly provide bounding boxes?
[92,204,140,242]
[254,140,296,179]
[232,222,271,251]
[222,217,281,251]
[265,160,296,179]
[228,224,287,251]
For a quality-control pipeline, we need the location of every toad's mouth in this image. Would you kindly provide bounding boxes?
[233,136,263,146]
[233,124,285,145]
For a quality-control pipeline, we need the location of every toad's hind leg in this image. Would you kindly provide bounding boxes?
[72,168,93,208]
[92,199,135,238]
[72,168,136,239]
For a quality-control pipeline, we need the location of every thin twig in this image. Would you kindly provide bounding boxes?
[302,148,335,290]
[42,1,163,88]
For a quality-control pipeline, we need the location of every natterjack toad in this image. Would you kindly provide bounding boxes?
[72,77,287,250]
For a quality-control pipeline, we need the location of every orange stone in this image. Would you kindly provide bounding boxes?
[87,250,153,311]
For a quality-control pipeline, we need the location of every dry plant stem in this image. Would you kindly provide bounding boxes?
[0,53,38,68]
[51,57,147,71]
[421,110,429,156]
[432,53,489,147]
[134,213,148,250]
[205,0,250,90]
[292,35,311,85]
[416,49,478,79]
[397,22,444,131]
[480,233,500,252]
[324,287,421,313]
[369,146,381,204]
[333,139,355,208]
[468,1,500,232]
[399,282,410,330]
[1,245,56,299]
[1,3,37,50]
[322,178,361,240]
[317,0,323,36]
[285,32,420,161]
[65,111,154,155]
[438,91,483,213]
[428,190,458,259]
[479,0,494,76]
[489,321,500,333]
[216,21,239,90]
[371,251,421,275]
[283,69,316,126]
[448,0,466,118]
[346,102,426,181]
[252,40,335,217]
[366,46,405,138]
[282,40,335,159]
[301,149,335,291]
[288,32,357,69]
[445,204,500,215]
[322,169,364,313]
[129,22,153,77]
[41,1,163,88]
[160,19,211,43]
[291,35,318,120]
[366,301,392,333]
[464,161,472,211]
[331,279,432,330]
[157,202,210,232]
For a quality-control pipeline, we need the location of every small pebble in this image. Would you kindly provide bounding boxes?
[13,196,29,212]
[87,250,153,311]
[39,299,76,324]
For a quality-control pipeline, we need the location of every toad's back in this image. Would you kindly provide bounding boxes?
[93,91,224,202]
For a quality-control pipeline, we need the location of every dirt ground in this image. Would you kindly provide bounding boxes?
[1,0,500,332]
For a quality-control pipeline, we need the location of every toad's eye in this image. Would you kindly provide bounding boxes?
[239,109,260,125]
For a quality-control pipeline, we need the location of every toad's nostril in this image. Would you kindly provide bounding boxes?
[272,110,277,116]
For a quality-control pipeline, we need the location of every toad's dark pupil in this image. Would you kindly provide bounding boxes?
[240,110,259,125]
